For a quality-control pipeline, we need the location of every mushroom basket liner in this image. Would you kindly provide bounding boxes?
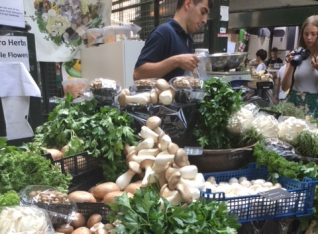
[200,163,317,223]
[43,151,100,176]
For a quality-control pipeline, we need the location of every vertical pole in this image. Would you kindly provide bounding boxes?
[206,0,229,53]
[154,0,160,27]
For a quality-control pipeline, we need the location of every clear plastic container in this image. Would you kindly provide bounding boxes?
[195,48,212,77]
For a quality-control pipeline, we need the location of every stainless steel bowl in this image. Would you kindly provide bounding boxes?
[208,52,249,71]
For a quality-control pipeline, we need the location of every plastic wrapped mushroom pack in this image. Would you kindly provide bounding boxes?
[118,77,205,107]
[114,116,206,206]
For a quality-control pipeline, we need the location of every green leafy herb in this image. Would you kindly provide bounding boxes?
[194,78,243,149]
[265,101,305,119]
[293,131,318,158]
[253,143,318,232]
[230,127,263,148]
[0,191,20,206]
[108,185,240,234]
[0,143,71,194]
[34,94,138,181]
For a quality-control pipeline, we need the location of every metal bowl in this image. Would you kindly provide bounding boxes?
[208,52,249,71]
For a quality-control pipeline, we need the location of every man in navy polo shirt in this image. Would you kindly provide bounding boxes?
[134,0,211,82]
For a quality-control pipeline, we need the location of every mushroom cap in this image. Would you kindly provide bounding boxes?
[167,171,181,190]
[167,142,179,155]
[146,116,162,130]
[140,159,155,169]
[124,182,141,194]
[128,161,142,174]
[174,148,190,168]
[176,183,193,204]
[160,184,178,198]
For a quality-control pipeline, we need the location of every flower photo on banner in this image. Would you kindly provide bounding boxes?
[24,0,111,62]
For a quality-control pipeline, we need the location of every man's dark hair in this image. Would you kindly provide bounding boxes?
[256,49,267,61]
[176,0,213,11]
[271,47,278,53]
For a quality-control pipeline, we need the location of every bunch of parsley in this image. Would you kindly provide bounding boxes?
[0,138,71,194]
[194,78,243,149]
[108,185,240,234]
[34,94,137,160]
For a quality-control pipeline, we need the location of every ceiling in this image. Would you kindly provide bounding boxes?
[229,0,318,13]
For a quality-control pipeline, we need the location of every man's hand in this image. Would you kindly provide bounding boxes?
[175,54,200,71]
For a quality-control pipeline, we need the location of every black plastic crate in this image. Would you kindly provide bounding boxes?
[76,202,109,224]
[68,167,104,193]
[53,152,99,176]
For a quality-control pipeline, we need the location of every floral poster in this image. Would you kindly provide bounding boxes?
[24,0,111,62]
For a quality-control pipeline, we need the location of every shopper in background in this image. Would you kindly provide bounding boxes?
[133,0,211,82]
[255,49,267,73]
[273,64,287,104]
[266,47,283,68]
[282,15,318,118]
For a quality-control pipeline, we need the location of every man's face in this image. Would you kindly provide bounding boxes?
[187,0,210,34]
[271,52,277,59]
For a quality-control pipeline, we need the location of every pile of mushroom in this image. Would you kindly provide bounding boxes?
[202,176,285,198]
[115,116,205,206]
[118,79,175,107]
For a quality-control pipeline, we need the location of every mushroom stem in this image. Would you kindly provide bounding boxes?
[116,170,136,190]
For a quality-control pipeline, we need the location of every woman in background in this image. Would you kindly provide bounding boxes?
[282,15,318,118]
[255,49,267,73]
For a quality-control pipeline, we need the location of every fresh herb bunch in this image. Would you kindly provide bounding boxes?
[293,131,318,158]
[0,191,20,206]
[253,143,318,232]
[230,127,263,149]
[194,78,243,149]
[0,139,71,194]
[265,101,305,119]
[34,94,138,160]
[108,185,240,234]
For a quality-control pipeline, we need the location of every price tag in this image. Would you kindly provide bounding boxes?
[184,146,203,156]
[258,188,292,201]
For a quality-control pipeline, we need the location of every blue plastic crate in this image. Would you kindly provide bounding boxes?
[200,163,317,223]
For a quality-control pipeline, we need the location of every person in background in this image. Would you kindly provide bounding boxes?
[133,0,211,82]
[282,15,318,118]
[266,47,283,68]
[255,49,267,73]
[273,64,287,104]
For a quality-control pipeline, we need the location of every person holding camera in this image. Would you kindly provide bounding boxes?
[282,15,318,118]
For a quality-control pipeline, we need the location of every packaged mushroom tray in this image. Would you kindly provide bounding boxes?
[170,76,206,103]
[133,78,157,92]
[90,78,121,106]
[118,79,176,107]
[19,185,77,227]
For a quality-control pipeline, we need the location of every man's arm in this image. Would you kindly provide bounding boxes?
[133,54,199,80]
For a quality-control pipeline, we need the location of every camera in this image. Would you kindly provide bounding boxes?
[290,47,310,67]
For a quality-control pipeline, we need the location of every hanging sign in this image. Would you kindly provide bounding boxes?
[0,36,29,71]
[0,0,25,28]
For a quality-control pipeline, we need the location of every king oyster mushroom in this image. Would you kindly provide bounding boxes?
[116,161,143,190]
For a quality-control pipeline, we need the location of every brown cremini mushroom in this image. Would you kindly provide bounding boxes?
[174,148,190,167]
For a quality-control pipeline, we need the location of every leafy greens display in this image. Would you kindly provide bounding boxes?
[34,95,138,181]
[108,185,240,234]
[0,138,71,194]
